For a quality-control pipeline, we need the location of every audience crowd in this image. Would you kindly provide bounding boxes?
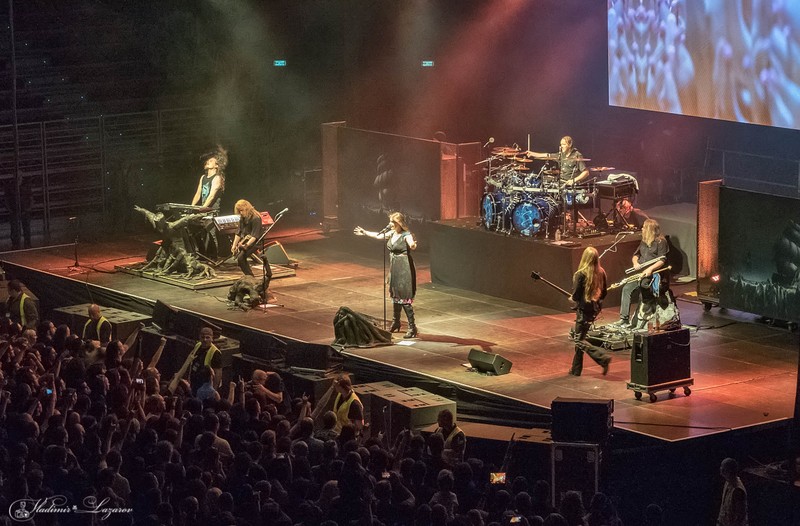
[0,289,666,526]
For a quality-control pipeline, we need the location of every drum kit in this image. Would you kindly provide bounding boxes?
[479,145,614,238]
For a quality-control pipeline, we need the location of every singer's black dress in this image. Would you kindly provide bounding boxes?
[387,231,416,304]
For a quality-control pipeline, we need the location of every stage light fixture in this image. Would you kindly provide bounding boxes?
[273,60,287,67]
[421,60,434,67]
[711,274,720,283]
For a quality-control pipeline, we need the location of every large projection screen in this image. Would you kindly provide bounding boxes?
[608,1,800,130]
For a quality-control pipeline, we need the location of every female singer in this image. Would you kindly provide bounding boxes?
[354,212,418,338]
[570,246,611,376]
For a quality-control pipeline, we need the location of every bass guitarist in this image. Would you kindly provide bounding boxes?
[569,246,612,376]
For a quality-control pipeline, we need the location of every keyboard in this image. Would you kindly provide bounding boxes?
[155,202,212,214]
[213,211,275,235]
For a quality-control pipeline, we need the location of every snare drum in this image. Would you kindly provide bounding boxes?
[511,197,556,236]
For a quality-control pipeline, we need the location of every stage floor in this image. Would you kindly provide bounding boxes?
[1,225,797,443]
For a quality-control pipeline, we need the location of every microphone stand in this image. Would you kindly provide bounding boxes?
[67,216,87,273]
[599,231,632,260]
[252,208,288,309]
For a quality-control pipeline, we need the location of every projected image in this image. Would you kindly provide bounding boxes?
[718,187,800,322]
[609,0,800,129]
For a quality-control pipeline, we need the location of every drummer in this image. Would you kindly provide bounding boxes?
[526,136,590,186]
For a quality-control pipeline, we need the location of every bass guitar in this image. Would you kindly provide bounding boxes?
[530,271,571,298]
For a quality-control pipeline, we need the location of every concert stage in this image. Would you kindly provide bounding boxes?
[0,225,797,447]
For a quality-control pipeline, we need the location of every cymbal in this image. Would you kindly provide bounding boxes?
[569,157,591,162]
[492,146,520,154]
[509,165,530,171]
[512,157,532,163]
[542,169,560,175]
[589,166,615,171]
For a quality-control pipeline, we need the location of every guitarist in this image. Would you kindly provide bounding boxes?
[611,218,669,328]
[231,199,264,277]
[570,247,612,376]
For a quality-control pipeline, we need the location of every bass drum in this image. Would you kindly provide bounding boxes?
[511,197,556,236]
[480,192,508,230]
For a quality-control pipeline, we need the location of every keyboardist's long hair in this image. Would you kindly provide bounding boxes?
[234,199,259,220]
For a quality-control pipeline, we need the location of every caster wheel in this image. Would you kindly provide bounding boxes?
[649,393,657,403]
[702,302,713,312]
[668,390,676,398]
[684,387,692,396]
[634,391,642,400]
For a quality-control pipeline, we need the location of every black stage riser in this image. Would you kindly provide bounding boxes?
[429,222,641,312]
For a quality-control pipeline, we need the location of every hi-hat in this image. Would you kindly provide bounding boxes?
[589,166,615,171]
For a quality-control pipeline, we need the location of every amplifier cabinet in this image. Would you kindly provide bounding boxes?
[369,388,456,442]
[551,442,602,508]
[631,328,691,386]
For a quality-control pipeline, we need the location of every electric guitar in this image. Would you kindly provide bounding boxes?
[530,271,571,298]
[531,271,599,316]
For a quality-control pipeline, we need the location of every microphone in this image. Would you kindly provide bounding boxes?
[483,137,495,148]
[378,223,393,234]
[276,207,289,217]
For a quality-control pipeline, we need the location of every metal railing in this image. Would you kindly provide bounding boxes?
[705,147,800,198]
[0,106,241,238]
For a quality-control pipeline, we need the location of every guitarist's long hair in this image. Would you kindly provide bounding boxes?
[575,246,604,302]
[641,219,664,246]
[234,199,260,220]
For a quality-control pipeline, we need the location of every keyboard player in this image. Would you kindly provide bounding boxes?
[192,145,226,210]
[191,145,227,256]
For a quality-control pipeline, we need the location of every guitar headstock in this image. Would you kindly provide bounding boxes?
[530,271,541,280]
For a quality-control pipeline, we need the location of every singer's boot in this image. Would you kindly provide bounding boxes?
[389,303,402,333]
[402,304,418,338]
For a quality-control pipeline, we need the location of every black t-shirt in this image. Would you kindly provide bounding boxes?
[635,237,669,264]
[238,214,263,240]
[265,373,291,413]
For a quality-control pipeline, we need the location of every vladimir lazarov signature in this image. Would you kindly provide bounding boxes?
[9,495,132,522]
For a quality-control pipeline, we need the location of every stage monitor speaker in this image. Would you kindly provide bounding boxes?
[174,310,222,340]
[152,300,179,333]
[631,328,691,386]
[468,348,512,375]
[551,398,614,444]
[264,241,290,265]
[285,342,335,371]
